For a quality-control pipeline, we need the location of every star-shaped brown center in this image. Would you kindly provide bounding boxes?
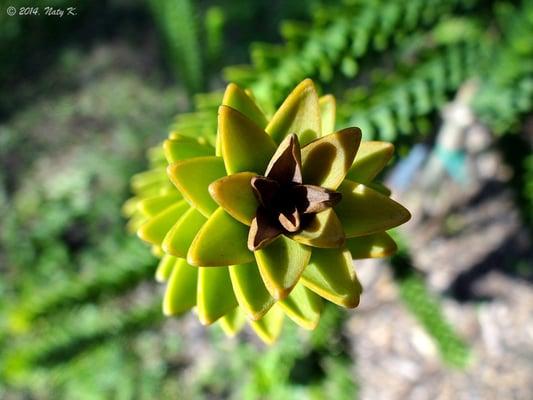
[248,134,342,251]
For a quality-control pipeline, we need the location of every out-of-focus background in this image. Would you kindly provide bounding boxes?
[0,0,532,399]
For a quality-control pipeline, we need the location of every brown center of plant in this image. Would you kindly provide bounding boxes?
[247,134,342,251]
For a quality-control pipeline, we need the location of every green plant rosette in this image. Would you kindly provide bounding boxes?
[124,79,410,343]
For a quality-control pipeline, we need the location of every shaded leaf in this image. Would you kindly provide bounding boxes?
[291,208,345,248]
[345,232,397,259]
[301,127,361,190]
[229,262,275,320]
[254,235,311,300]
[301,248,361,308]
[250,304,285,345]
[219,307,246,337]
[137,200,189,245]
[279,284,323,330]
[155,254,177,283]
[197,267,237,325]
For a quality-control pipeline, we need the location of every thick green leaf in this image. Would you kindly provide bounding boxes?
[301,248,361,308]
[167,156,226,217]
[209,172,258,226]
[138,191,182,217]
[346,141,394,183]
[254,236,311,300]
[137,200,189,245]
[266,79,321,145]
[222,83,268,128]
[163,207,207,257]
[319,94,336,136]
[250,304,285,345]
[335,180,411,237]
[219,307,246,337]
[279,284,323,330]
[163,259,198,316]
[218,105,277,174]
[197,267,237,325]
[188,207,254,266]
[301,128,361,190]
[291,208,345,248]
[345,232,397,259]
[229,262,274,320]
[131,168,168,193]
[155,254,177,282]
[163,138,214,163]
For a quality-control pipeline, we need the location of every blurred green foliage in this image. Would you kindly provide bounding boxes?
[0,0,532,398]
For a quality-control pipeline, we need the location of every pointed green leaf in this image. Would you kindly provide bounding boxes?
[218,105,277,174]
[223,83,268,128]
[266,79,321,145]
[345,232,397,259]
[209,172,258,226]
[155,254,177,282]
[131,168,168,194]
[167,156,226,217]
[346,141,394,183]
[301,127,361,190]
[162,208,207,257]
[163,138,214,163]
[301,248,361,308]
[367,181,392,196]
[137,200,189,245]
[229,262,275,320]
[335,180,411,238]
[138,191,182,217]
[188,207,254,266]
[163,259,198,316]
[319,94,336,136]
[219,307,246,337]
[291,208,345,248]
[254,235,312,300]
[250,304,285,345]
[279,284,323,330]
[197,267,237,325]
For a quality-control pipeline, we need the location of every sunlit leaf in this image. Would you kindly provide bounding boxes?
[163,138,214,163]
[163,208,207,257]
[155,254,177,282]
[319,94,336,136]
[346,141,394,183]
[291,208,345,248]
[167,156,226,217]
[188,207,253,266]
[137,200,189,245]
[345,232,397,259]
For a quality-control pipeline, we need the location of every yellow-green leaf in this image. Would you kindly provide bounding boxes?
[319,94,336,136]
[291,208,345,248]
[335,180,411,238]
[138,191,182,217]
[250,304,285,345]
[167,156,226,217]
[209,172,258,226]
[222,83,268,128]
[155,254,177,282]
[162,208,207,257]
[163,138,214,163]
[229,262,275,320]
[301,248,361,308]
[219,307,246,337]
[137,200,189,245]
[346,141,394,183]
[279,284,323,330]
[301,127,361,190]
[266,79,321,146]
[163,259,198,316]
[188,207,253,266]
[254,235,311,300]
[345,232,397,259]
[197,267,237,325]
[218,105,277,174]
